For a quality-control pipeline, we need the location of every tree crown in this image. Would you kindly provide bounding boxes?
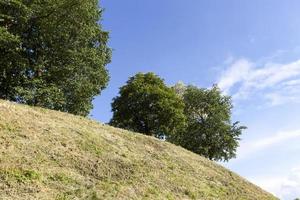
[0,0,111,116]
[110,72,186,137]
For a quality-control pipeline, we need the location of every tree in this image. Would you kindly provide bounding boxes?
[0,0,111,116]
[172,84,246,161]
[110,73,186,138]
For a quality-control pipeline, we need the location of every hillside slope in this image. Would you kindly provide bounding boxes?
[0,100,277,200]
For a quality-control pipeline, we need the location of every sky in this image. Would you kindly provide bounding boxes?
[91,1,300,199]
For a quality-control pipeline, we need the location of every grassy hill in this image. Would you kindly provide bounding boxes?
[0,100,277,200]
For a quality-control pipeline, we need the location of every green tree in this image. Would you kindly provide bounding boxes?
[0,0,111,116]
[110,73,186,138]
[173,84,246,161]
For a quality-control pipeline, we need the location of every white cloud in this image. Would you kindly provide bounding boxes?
[218,58,300,106]
[283,79,300,86]
[229,129,300,199]
[218,54,300,200]
[218,59,252,94]
[237,129,300,159]
[265,92,300,106]
[250,168,300,200]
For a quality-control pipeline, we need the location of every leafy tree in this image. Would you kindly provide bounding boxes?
[110,73,186,138]
[0,0,111,116]
[172,84,246,161]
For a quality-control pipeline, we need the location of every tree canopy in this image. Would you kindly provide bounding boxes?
[0,0,111,116]
[110,73,186,138]
[173,84,246,161]
[110,76,246,161]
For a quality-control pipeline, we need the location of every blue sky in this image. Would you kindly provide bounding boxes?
[91,1,300,198]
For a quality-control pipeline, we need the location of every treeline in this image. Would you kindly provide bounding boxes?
[110,73,246,161]
[0,0,245,161]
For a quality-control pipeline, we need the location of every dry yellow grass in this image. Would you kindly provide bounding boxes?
[0,100,277,200]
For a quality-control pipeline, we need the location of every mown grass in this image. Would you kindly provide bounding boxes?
[0,100,278,200]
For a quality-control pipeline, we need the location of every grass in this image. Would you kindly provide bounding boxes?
[0,100,278,199]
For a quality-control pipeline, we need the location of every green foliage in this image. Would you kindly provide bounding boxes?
[110,72,186,138]
[110,76,245,161]
[49,173,76,184]
[0,168,41,183]
[0,0,111,116]
[172,84,246,161]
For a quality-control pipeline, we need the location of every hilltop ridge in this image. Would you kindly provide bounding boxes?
[0,100,277,199]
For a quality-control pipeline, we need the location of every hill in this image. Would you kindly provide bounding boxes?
[0,100,277,200]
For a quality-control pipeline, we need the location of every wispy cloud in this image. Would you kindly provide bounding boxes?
[218,59,252,94]
[232,129,300,199]
[237,129,300,159]
[217,58,300,106]
[250,167,300,200]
